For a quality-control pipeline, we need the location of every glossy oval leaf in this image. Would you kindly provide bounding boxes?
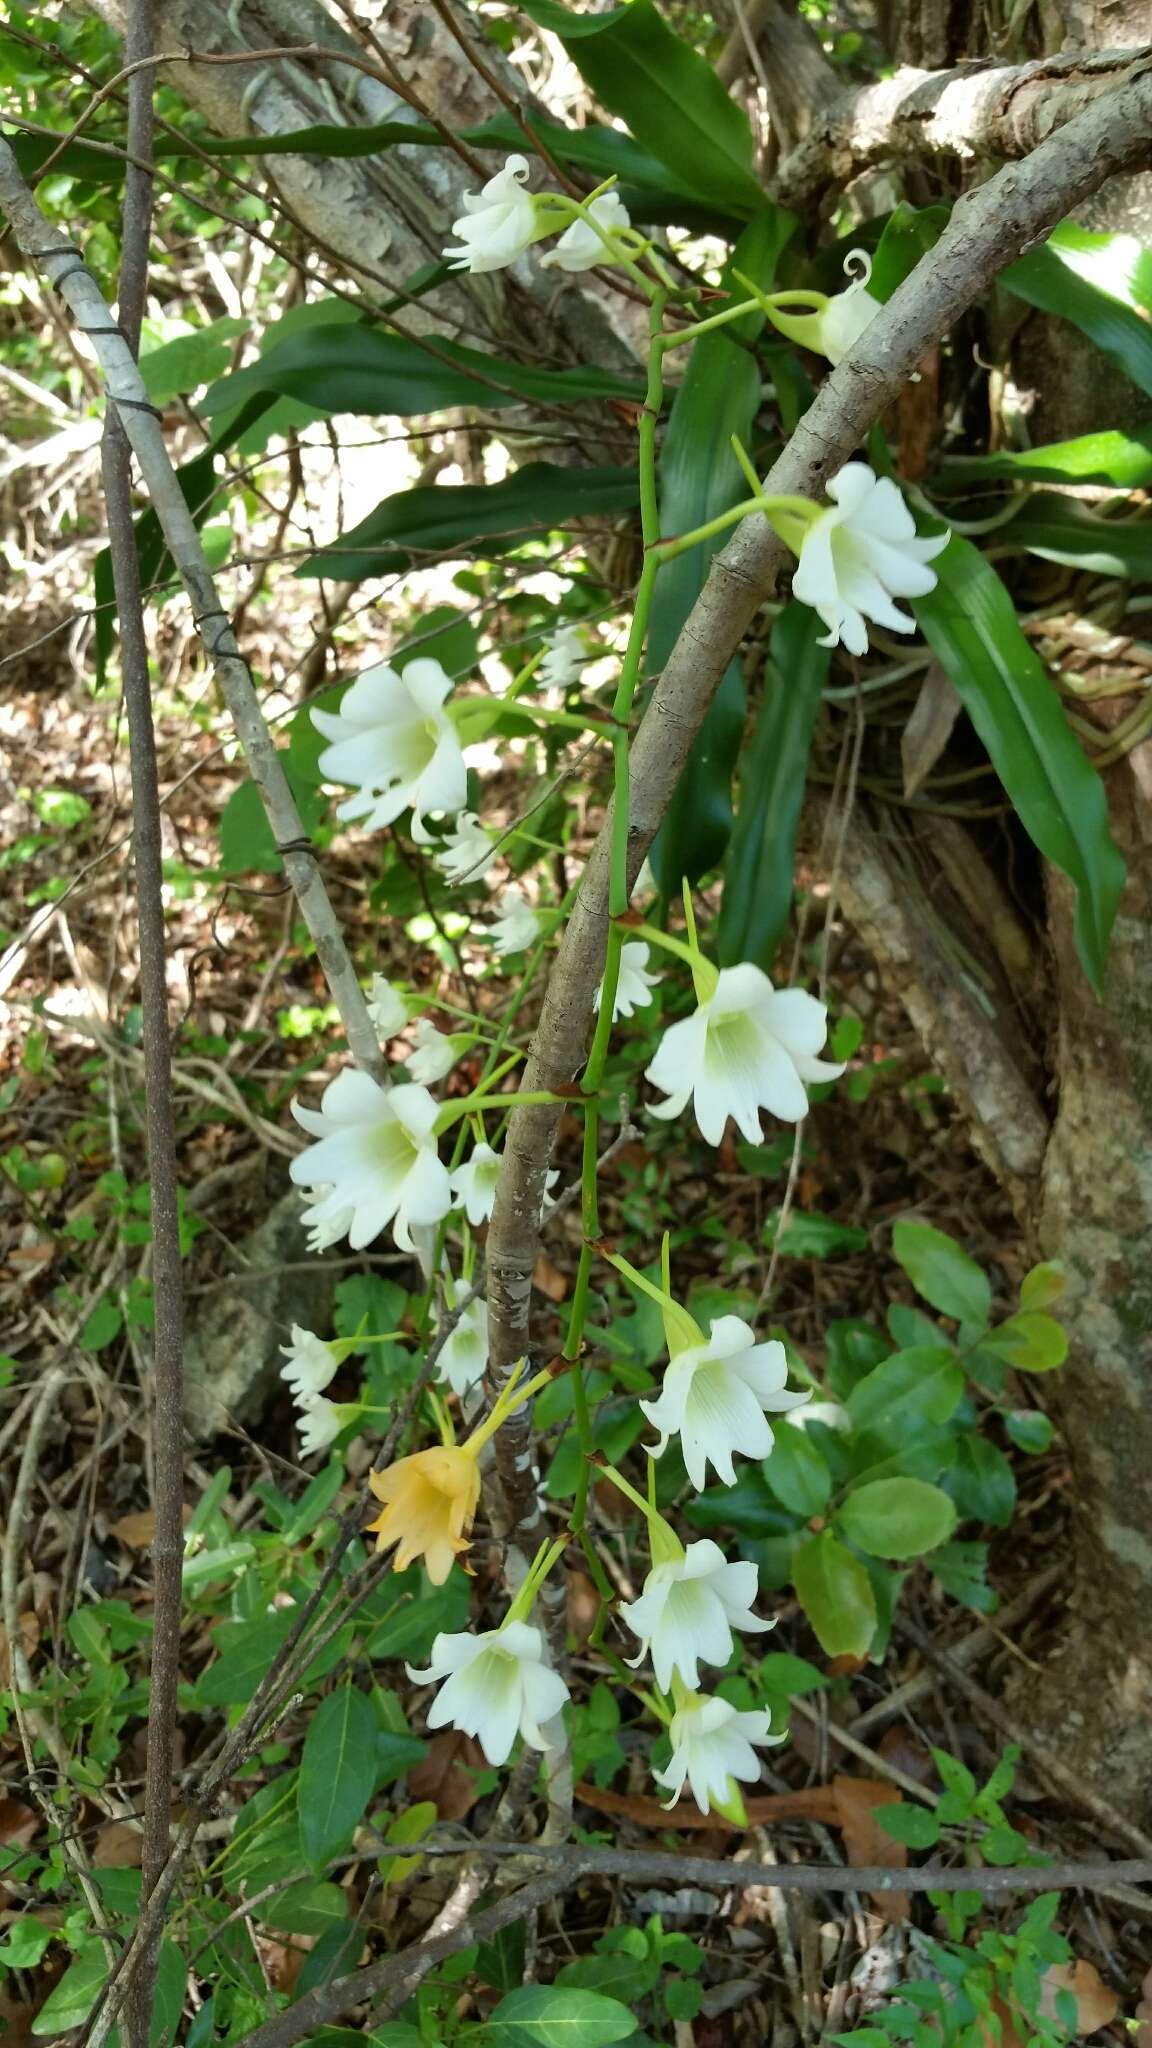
[941,1437,1016,1528]
[299,1684,379,1868]
[763,1419,833,1517]
[791,1530,877,1657]
[516,0,765,216]
[913,534,1125,995]
[836,1477,958,1559]
[717,602,830,966]
[480,1983,638,2045]
[891,1221,990,1332]
[650,211,794,891]
[846,1347,965,1435]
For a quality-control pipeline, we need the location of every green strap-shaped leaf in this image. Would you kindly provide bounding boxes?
[517,0,765,215]
[913,535,1125,995]
[1003,222,1152,399]
[298,1683,380,1868]
[999,492,1152,580]
[200,321,644,421]
[299,461,639,581]
[649,210,795,892]
[716,602,829,967]
[936,426,1152,491]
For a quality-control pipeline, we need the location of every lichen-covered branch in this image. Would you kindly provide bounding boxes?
[773,45,1152,206]
[0,140,385,1079]
[485,64,1152,1443]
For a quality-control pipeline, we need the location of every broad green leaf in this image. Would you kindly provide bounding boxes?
[555,1954,661,2005]
[765,1209,867,1258]
[913,535,1125,995]
[941,1437,1016,1528]
[1000,491,1152,580]
[477,1982,638,2045]
[300,462,638,582]
[197,1611,346,1707]
[218,767,327,876]
[546,1399,644,1500]
[874,1803,941,1849]
[718,604,830,966]
[763,1420,833,1517]
[477,1920,529,1993]
[758,1650,828,1697]
[297,1687,379,1867]
[650,211,794,891]
[93,450,218,684]
[891,1221,990,1331]
[792,1531,877,1657]
[982,1310,1068,1373]
[79,1296,123,1351]
[1020,1260,1065,1311]
[258,1880,349,1935]
[836,1478,957,1559]
[140,317,248,404]
[516,0,765,215]
[685,1466,801,1538]
[824,1319,891,1400]
[1003,222,1152,398]
[366,1566,471,1660]
[846,1348,964,1435]
[31,1945,106,2034]
[199,321,643,421]
[929,1538,997,1614]
[937,426,1152,491]
[866,202,949,302]
[1005,1408,1054,1454]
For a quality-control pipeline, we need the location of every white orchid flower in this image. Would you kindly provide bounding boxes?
[594,940,659,1022]
[365,973,410,1040]
[298,1182,355,1255]
[289,1071,451,1253]
[654,1692,781,1815]
[619,1539,773,1692]
[793,463,949,657]
[312,658,467,840]
[537,623,587,691]
[640,1314,810,1490]
[407,1618,570,1767]
[450,1141,502,1225]
[541,191,632,273]
[407,1020,459,1085]
[490,884,540,957]
[279,1325,338,1402]
[296,1395,345,1456]
[768,249,881,366]
[435,811,495,884]
[443,154,539,274]
[436,1296,489,1399]
[646,963,843,1144]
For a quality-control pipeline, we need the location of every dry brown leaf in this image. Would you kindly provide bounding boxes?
[566,1570,599,1648]
[1131,1963,1152,2048]
[831,1776,910,1924]
[92,1822,142,1869]
[0,1994,36,2048]
[0,1613,40,1691]
[902,663,963,799]
[0,1801,38,1851]
[1040,1961,1121,2034]
[408,1730,486,1821]
[110,1505,193,1546]
[532,1252,569,1302]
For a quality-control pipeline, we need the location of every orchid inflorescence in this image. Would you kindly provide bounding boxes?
[278,157,951,1812]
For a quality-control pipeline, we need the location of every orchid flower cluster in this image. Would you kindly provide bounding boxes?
[276,157,952,1811]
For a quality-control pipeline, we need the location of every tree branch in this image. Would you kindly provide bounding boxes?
[772,46,1152,206]
[231,1847,1152,2048]
[484,64,1152,1382]
[0,141,385,1079]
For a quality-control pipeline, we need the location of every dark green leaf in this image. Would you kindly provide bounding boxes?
[999,491,1152,580]
[218,767,327,876]
[546,1400,644,1500]
[516,0,766,215]
[717,602,830,967]
[375,1730,428,1790]
[1003,223,1152,399]
[941,1437,1016,1528]
[791,1531,877,1657]
[300,463,638,582]
[929,1539,997,1614]
[93,452,217,684]
[913,535,1125,995]
[299,1685,380,1867]
[685,1467,801,1538]
[651,212,794,891]
[259,1881,349,1935]
[824,1319,891,1400]
[555,1954,661,2004]
[867,203,949,303]
[765,1209,868,1258]
[140,318,248,404]
[763,1421,833,1517]
[200,321,643,421]
[846,1348,964,1435]
[477,1920,528,1992]
[1004,1408,1053,1454]
[836,1478,957,1559]
[366,1566,471,1661]
[891,1221,990,1331]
